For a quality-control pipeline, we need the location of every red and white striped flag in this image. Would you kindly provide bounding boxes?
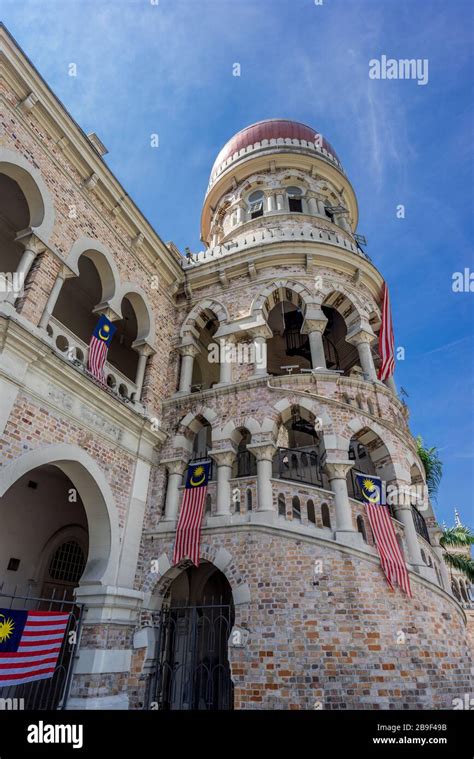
[87,314,116,384]
[378,282,395,381]
[0,609,70,687]
[356,475,412,597]
[173,461,211,567]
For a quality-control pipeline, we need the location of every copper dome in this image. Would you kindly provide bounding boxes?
[209,119,341,186]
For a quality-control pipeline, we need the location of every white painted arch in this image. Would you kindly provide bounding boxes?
[0,147,55,241]
[0,444,120,587]
[65,237,121,306]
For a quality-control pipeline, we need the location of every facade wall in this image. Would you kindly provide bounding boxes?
[138,531,472,710]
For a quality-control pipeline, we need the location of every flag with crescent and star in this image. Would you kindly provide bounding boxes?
[87,314,116,384]
[173,460,212,567]
[0,608,70,687]
[355,473,412,597]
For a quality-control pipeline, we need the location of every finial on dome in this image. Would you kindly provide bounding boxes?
[454,509,462,527]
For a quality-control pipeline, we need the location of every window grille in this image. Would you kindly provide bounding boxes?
[49,540,86,583]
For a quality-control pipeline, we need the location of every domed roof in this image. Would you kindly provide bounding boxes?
[208,119,341,188]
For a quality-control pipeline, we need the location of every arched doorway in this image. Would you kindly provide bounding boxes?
[0,465,89,600]
[153,561,234,710]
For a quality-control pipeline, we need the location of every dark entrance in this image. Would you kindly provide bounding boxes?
[150,562,234,710]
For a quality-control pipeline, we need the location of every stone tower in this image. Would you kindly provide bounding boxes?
[139,119,472,710]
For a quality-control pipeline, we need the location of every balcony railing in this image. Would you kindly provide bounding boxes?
[412,506,431,544]
[48,317,137,401]
[235,450,257,478]
[273,446,325,487]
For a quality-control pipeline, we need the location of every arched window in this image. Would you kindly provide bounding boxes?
[286,186,303,213]
[420,549,426,565]
[278,493,286,517]
[246,488,253,511]
[292,496,301,521]
[248,190,264,219]
[48,541,86,584]
[205,494,212,514]
[324,205,334,222]
[307,499,316,525]
[367,399,375,416]
[321,502,331,528]
[234,493,240,514]
[460,581,469,602]
[356,515,367,543]
[451,579,461,601]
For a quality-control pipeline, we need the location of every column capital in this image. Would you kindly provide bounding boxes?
[178,341,201,358]
[209,448,236,467]
[92,303,122,322]
[132,339,156,357]
[325,459,353,480]
[248,325,273,340]
[247,442,276,462]
[161,457,188,476]
[346,326,376,346]
[15,230,47,255]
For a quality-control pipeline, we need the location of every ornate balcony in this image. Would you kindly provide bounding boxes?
[47,316,138,402]
[272,446,326,488]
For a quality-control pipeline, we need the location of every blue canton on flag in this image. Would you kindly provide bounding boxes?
[87,314,116,383]
[355,473,412,597]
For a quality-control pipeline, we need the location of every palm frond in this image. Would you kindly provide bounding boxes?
[440,526,474,548]
[416,435,443,498]
[443,552,474,583]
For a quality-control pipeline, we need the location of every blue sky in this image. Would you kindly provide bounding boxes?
[2,0,473,527]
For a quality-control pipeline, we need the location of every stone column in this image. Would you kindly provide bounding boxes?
[236,204,245,224]
[249,330,269,379]
[391,486,424,569]
[177,343,200,394]
[302,311,328,370]
[308,196,318,215]
[210,449,236,517]
[431,528,451,591]
[317,199,326,216]
[133,341,155,402]
[6,233,45,305]
[248,443,276,513]
[38,265,72,330]
[385,375,398,395]
[325,460,360,545]
[347,328,377,381]
[276,193,285,211]
[267,193,276,213]
[162,459,187,522]
[217,336,234,386]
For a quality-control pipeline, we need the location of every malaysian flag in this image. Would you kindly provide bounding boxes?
[87,314,116,383]
[356,474,412,597]
[377,282,395,381]
[0,609,70,687]
[172,460,212,567]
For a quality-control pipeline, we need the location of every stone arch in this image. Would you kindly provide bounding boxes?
[0,148,55,240]
[0,444,120,586]
[141,546,251,609]
[272,397,335,441]
[320,286,367,334]
[216,416,261,444]
[117,283,155,345]
[180,298,229,339]
[250,279,316,320]
[65,237,120,305]
[344,417,400,482]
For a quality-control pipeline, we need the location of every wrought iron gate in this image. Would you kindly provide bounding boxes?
[148,603,233,710]
[0,590,83,710]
